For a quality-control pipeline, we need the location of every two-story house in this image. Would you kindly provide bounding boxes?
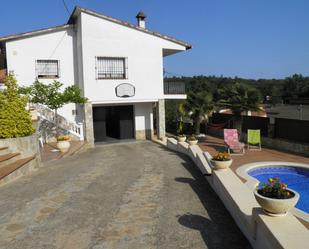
[0,6,191,145]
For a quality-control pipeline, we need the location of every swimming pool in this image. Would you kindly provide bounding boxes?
[248,166,309,214]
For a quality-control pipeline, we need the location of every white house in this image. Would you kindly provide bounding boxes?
[0,6,191,145]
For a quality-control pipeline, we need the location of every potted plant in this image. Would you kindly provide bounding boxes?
[56,135,71,153]
[211,152,233,170]
[177,120,186,142]
[254,177,299,216]
[177,134,186,142]
[187,135,198,145]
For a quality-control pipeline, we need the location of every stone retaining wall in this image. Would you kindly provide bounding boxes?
[0,134,40,158]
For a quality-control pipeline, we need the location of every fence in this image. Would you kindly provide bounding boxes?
[210,113,269,136]
[275,118,309,143]
[167,112,309,144]
[242,116,269,137]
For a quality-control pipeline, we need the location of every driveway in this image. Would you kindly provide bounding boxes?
[0,141,251,249]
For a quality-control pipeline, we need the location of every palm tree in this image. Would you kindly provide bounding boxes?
[218,83,261,136]
[186,91,214,135]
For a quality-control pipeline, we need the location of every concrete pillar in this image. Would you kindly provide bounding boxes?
[156,99,166,139]
[84,102,95,148]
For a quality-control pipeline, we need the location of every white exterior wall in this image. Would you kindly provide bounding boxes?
[5,28,77,121]
[4,11,187,136]
[79,12,185,104]
[134,102,153,132]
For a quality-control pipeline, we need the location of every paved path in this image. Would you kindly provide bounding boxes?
[0,141,251,249]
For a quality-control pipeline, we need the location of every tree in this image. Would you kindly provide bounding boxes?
[218,83,261,136]
[282,74,309,99]
[0,74,35,138]
[22,81,87,136]
[185,90,214,135]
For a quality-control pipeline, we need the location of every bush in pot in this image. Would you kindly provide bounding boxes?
[56,135,71,153]
[254,177,299,216]
[177,134,186,142]
[211,152,233,170]
[187,135,198,145]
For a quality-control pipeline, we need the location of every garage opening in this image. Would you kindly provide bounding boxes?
[93,105,135,142]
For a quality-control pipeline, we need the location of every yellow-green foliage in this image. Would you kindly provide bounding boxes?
[0,74,35,138]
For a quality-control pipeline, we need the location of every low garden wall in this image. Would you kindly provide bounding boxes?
[0,134,40,158]
[164,137,309,249]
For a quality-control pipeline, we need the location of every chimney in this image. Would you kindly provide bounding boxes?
[136,11,146,28]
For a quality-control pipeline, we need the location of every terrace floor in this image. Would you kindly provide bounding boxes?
[198,135,309,180]
[40,141,86,163]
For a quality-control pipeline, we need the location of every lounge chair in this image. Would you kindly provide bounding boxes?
[224,129,245,155]
[247,129,261,151]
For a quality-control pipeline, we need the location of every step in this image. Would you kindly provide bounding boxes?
[0,147,9,156]
[0,153,21,167]
[0,156,35,180]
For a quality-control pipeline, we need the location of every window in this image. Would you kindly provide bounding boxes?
[96,57,127,79]
[36,60,60,79]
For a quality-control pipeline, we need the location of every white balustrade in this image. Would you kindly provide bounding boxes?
[31,103,84,140]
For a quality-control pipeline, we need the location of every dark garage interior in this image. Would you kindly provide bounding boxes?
[93,105,135,142]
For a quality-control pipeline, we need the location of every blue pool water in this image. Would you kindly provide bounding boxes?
[248,166,309,214]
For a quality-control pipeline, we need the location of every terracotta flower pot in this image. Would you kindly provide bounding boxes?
[57,141,71,153]
[211,159,233,170]
[188,140,198,146]
[178,136,186,142]
[254,188,299,216]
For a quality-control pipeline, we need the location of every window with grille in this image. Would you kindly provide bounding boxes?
[36,60,60,78]
[96,57,127,79]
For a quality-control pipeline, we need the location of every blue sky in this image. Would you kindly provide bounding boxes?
[1,0,308,79]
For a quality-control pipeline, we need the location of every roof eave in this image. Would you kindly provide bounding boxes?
[0,24,72,43]
[68,6,192,49]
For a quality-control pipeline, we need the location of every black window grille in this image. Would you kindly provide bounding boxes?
[164,82,186,94]
[36,60,59,79]
[96,57,127,79]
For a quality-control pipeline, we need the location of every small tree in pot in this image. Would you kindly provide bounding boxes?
[177,103,187,142]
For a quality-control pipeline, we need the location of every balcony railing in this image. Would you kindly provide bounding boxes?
[164,81,186,95]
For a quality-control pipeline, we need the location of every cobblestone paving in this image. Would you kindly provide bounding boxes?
[0,141,251,249]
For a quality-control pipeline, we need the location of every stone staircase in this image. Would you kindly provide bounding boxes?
[32,103,84,143]
[0,146,37,186]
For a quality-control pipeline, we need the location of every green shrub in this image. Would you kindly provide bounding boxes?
[0,74,35,138]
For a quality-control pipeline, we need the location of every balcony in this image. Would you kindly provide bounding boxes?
[164,81,186,99]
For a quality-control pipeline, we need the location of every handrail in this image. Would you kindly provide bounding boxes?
[31,103,84,140]
[164,81,186,95]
